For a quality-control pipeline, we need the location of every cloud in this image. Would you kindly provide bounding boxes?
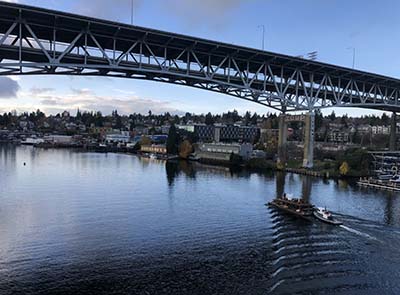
[30,87,54,96]
[28,87,182,115]
[71,88,92,96]
[72,0,142,22]
[40,98,58,106]
[70,0,246,29]
[0,77,20,98]
[161,0,247,28]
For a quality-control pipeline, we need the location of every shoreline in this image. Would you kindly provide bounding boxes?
[2,142,366,180]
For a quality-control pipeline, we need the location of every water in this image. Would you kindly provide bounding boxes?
[1,144,400,294]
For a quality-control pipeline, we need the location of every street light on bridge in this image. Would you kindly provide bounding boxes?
[347,47,356,69]
[257,25,266,50]
[307,51,318,61]
[131,0,135,25]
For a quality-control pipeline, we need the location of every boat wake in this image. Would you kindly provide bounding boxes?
[339,225,378,241]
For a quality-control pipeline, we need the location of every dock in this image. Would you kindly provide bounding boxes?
[284,168,329,178]
[357,178,400,191]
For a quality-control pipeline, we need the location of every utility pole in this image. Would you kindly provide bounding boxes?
[258,25,265,50]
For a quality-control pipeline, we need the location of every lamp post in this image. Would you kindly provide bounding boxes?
[131,0,135,25]
[347,47,356,69]
[258,25,265,50]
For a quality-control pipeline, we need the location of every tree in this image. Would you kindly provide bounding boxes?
[339,162,349,176]
[328,111,336,121]
[76,108,82,120]
[179,140,193,159]
[314,109,323,130]
[94,111,103,127]
[244,111,251,125]
[381,113,389,125]
[167,124,179,154]
[251,113,258,125]
[340,115,348,128]
[205,112,214,125]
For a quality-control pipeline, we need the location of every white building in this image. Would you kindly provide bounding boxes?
[44,135,73,144]
[105,133,130,144]
[198,142,253,160]
[371,125,390,135]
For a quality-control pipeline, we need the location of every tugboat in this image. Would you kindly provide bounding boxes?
[313,207,342,225]
[267,194,314,221]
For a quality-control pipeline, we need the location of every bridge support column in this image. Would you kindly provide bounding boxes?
[390,112,397,151]
[277,114,287,169]
[302,111,315,168]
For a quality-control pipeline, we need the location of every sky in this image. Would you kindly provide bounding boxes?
[1,0,400,117]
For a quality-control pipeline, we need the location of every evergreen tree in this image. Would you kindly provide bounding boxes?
[328,111,336,121]
[244,111,251,125]
[76,108,82,120]
[167,124,179,154]
[251,112,258,125]
[314,109,323,130]
[205,112,214,125]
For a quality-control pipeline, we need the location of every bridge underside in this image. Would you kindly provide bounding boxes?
[1,2,400,113]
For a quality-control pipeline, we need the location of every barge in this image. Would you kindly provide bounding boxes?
[267,195,314,221]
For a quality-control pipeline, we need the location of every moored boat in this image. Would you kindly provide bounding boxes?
[21,137,44,145]
[313,207,342,225]
[267,194,314,221]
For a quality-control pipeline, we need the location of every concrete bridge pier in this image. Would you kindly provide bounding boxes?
[302,111,315,168]
[277,114,288,169]
[390,112,397,151]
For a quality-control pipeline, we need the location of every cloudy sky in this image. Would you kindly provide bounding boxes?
[1,0,400,116]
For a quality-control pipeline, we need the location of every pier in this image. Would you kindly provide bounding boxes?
[358,178,400,191]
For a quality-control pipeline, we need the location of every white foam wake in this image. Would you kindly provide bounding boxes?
[340,225,378,241]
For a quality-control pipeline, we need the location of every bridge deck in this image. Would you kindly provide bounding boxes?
[0,1,400,112]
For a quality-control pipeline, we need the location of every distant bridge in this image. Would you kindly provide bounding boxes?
[1,2,400,113]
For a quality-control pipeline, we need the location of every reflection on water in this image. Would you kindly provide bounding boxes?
[1,145,400,294]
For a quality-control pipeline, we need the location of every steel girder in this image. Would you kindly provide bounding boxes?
[1,4,400,112]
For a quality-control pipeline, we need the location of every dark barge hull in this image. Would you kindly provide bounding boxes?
[267,202,313,222]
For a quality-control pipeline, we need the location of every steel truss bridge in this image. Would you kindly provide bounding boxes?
[1,2,400,113]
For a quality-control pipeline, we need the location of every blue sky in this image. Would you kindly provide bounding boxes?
[1,0,400,116]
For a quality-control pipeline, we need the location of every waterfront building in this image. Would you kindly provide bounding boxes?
[357,124,372,134]
[197,142,253,161]
[89,126,114,138]
[177,124,195,133]
[132,135,168,145]
[328,130,350,143]
[194,124,214,142]
[44,135,73,144]
[141,144,167,154]
[105,133,131,144]
[371,125,391,135]
[161,125,171,134]
[179,124,259,143]
[133,126,149,135]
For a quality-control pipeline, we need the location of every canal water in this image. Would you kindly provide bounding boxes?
[1,144,400,294]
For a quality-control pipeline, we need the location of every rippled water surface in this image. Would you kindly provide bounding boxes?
[1,144,400,294]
